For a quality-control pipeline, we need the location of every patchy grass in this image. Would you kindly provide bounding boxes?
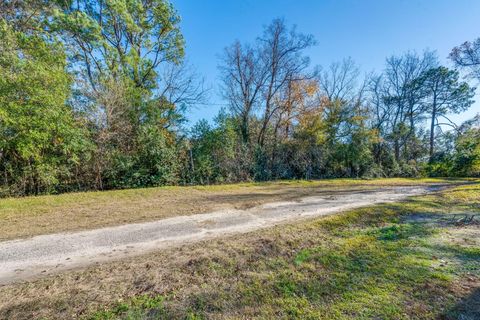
[0,177,464,240]
[0,182,478,319]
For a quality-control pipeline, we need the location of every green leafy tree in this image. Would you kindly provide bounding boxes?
[55,0,184,90]
[190,111,239,184]
[0,0,67,32]
[413,67,475,162]
[51,0,191,189]
[0,21,90,195]
[452,117,480,177]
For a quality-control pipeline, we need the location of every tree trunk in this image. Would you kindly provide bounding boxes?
[394,139,400,162]
[429,104,436,163]
[240,113,249,145]
[258,100,271,147]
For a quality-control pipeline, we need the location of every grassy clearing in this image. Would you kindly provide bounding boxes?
[0,183,478,319]
[0,177,464,240]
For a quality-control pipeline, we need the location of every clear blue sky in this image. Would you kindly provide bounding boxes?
[171,0,480,126]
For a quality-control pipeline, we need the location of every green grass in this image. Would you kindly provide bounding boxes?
[85,184,480,320]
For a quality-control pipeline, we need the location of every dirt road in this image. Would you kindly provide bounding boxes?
[0,185,441,285]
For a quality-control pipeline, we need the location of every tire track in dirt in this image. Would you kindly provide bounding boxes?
[0,185,442,285]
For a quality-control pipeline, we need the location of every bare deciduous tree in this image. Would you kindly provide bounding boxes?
[318,57,359,102]
[219,19,315,147]
[158,62,208,112]
[219,41,265,144]
[257,18,316,147]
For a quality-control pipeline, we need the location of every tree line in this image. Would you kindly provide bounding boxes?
[0,0,479,197]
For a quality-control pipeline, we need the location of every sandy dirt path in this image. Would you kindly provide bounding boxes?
[0,185,441,285]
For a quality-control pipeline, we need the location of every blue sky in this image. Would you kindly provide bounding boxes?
[171,0,480,126]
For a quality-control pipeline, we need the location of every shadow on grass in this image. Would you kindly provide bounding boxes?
[203,186,384,205]
[442,287,480,320]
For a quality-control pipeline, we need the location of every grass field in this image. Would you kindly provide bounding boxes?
[0,180,478,319]
[0,178,465,241]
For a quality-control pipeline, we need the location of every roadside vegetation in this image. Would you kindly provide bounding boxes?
[0,183,478,319]
[1,1,479,198]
